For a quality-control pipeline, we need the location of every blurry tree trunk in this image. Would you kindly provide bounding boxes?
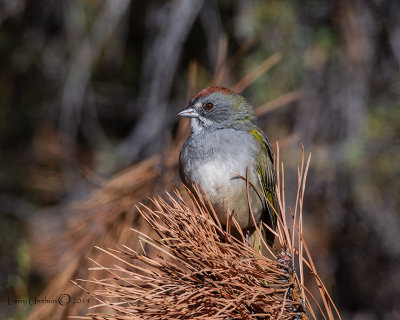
[296,0,372,146]
[60,0,131,149]
[295,0,400,315]
[59,0,131,180]
[200,0,224,70]
[295,0,373,229]
[118,0,204,163]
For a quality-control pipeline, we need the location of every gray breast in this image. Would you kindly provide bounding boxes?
[179,128,265,229]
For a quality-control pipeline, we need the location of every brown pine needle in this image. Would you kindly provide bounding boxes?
[255,90,303,117]
[233,52,282,93]
[73,145,340,320]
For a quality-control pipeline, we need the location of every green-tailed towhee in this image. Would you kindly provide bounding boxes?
[178,86,278,249]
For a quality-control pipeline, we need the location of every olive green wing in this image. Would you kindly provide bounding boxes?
[250,127,278,246]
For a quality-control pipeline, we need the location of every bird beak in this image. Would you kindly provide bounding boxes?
[177,107,199,118]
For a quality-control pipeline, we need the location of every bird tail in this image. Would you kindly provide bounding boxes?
[248,221,274,255]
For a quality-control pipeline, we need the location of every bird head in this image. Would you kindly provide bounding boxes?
[178,86,256,133]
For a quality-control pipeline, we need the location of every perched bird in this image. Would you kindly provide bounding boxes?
[178,86,278,249]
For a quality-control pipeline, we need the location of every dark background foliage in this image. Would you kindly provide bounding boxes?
[1,0,399,319]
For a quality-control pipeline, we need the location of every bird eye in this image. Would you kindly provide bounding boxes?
[204,102,214,111]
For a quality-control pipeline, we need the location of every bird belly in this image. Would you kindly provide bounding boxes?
[189,158,264,230]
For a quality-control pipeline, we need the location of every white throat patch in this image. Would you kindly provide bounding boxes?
[190,117,213,132]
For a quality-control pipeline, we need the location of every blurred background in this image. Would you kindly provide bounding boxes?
[1,0,400,319]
